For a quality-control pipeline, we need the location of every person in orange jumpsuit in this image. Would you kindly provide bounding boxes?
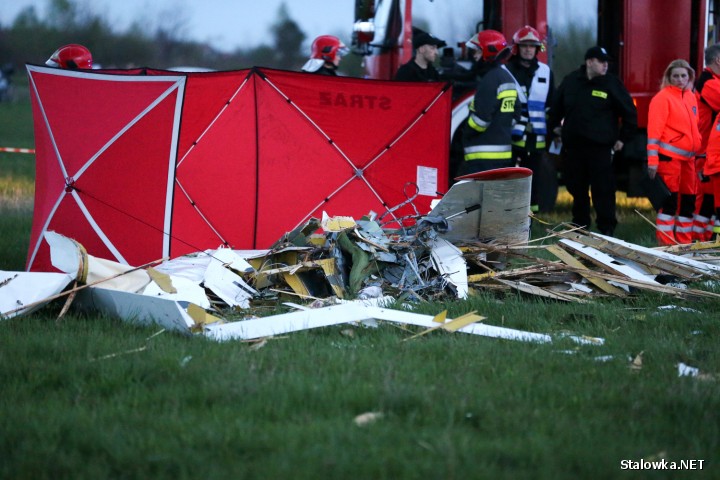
[647,59,701,245]
[694,44,720,240]
[700,65,720,240]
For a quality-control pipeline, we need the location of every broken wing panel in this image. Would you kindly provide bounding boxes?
[0,271,74,319]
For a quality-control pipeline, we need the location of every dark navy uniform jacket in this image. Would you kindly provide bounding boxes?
[549,65,637,147]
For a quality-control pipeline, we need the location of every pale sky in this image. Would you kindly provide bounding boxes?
[0,0,594,54]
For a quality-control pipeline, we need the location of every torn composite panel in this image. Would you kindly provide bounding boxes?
[26,65,451,272]
[0,271,74,319]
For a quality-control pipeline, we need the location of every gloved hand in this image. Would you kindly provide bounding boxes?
[647,165,658,179]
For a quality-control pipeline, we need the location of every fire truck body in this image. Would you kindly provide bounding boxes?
[598,0,716,130]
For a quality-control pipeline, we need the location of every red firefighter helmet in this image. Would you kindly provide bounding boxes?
[45,44,93,69]
[466,30,510,62]
[310,35,349,62]
[511,25,545,54]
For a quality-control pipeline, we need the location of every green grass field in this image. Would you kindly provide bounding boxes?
[1,83,718,479]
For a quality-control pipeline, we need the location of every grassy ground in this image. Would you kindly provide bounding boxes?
[2,297,718,479]
[0,97,34,271]
[1,84,718,478]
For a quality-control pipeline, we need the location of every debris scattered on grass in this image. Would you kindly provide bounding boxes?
[248,338,268,351]
[89,346,148,362]
[353,411,384,427]
[88,328,166,362]
[5,220,720,345]
[677,362,716,381]
[629,351,644,371]
[655,305,701,314]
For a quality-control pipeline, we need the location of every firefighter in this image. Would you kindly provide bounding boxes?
[693,44,720,241]
[394,29,445,82]
[647,59,701,245]
[45,44,93,69]
[549,46,637,237]
[505,25,556,213]
[456,30,520,177]
[301,35,348,76]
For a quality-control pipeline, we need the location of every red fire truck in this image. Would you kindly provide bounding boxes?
[351,0,720,196]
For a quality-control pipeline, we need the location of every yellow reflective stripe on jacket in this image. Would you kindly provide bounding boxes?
[468,113,489,133]
[464,151,514,160]
[464,144,513,160]
[512,137,546,149]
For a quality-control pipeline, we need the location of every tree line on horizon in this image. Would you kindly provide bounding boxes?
[0,0,588,82]
[0,0,366,74]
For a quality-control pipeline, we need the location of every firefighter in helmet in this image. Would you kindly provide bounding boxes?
[505,25,557,212]
[301,35,349,76]
[45,44,93,69]
[456,30,520,177]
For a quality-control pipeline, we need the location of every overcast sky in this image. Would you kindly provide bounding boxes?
[0,0,594,53]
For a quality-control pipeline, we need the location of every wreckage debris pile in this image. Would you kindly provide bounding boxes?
[4,221,720,342]
[258,220,720,305]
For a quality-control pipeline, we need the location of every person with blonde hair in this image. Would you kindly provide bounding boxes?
[647,59,701,245]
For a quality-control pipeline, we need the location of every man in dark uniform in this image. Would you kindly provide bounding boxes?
[549,46,637,236]
[394,30,445,82]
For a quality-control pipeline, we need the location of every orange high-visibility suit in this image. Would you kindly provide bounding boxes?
[695,68,720,240]
[647,84,701,245]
